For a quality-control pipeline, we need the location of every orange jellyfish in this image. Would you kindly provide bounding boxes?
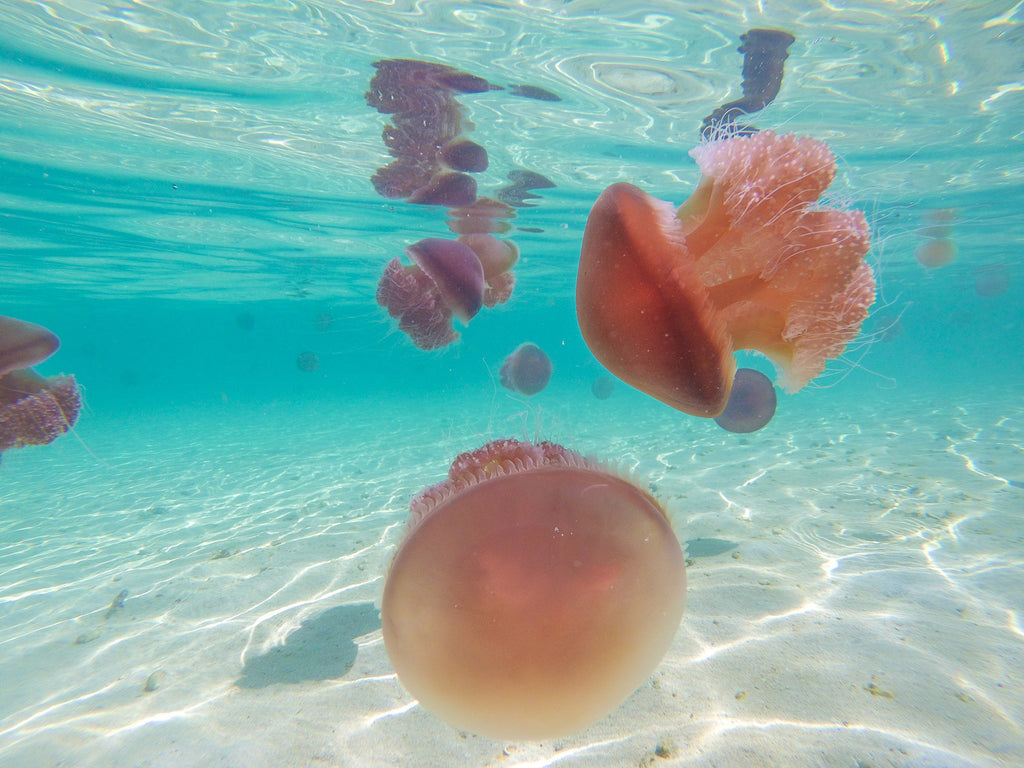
[381,438,686,741]
[577,130,874,417]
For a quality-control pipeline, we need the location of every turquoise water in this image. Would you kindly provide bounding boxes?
[2,2,1023,767]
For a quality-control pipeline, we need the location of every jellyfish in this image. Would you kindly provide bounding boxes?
[713,368,777,433]
[381,438,686,741]
[376,238,485,350]
[974,263,1009,297]
[577,130,874,418]
[591,374,616,400]
[0,316,81,456]
[296,351,319,373]
[915,238,958,269]
[499,342,552,396]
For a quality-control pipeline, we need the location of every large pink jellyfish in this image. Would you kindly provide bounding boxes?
[577,130,874,418]
[381,438,686,740]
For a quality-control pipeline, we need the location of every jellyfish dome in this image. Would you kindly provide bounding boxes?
[577,131,874,418]
[499,342,552,396]
[381,438,686,741]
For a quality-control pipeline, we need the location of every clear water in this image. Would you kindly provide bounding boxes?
[1,2,1022,767]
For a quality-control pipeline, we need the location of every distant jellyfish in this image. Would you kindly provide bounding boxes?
[376,238,486,350]
[315,311,335,331]
[713,368,777,433]
[577,131,874,418]
[591,374,615,400]
[381,438,686,741]
[499,342,552,396]
[974,263,1009,297]
[296,351,319,373]
[871,310,904,342]
[917,208,959,239]
[915,238,957,269]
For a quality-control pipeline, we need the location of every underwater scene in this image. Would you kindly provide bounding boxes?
[1,1,1022,766]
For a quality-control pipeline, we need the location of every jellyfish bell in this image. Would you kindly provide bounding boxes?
[591,374,616,400]
[915,238,957,269]
[974,263,1009,297]
[405,238,485,323]
[376,239,487,350]
[0,315,60,377]
[499,342,552,396]
[296,351,319,373]
[381,438,686,741]
[713,367,777,433]
[578,181,735,416]
[577,131,874,417]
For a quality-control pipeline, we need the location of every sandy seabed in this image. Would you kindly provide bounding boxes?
[1,382,1021,768]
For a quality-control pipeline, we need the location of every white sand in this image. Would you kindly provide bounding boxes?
[0,383,1020,768]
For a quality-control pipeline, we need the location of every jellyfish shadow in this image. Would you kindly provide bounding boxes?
[235,602,380,688]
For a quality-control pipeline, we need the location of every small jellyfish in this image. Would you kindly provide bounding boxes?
[499,342,552,396]
[591,374,616,400]
[381,438,686,741]
[296,351,319,373]
[974,263,1009,297]
[915,238,957,269]
[713,368,777,433]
